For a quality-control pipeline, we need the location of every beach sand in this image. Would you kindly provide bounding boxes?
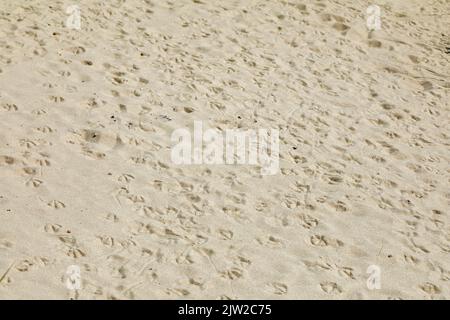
[0,0,449,299]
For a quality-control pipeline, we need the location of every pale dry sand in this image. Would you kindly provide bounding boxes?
[0,0,449,299]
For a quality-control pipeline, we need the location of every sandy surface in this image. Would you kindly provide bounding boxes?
[0,0,449,299]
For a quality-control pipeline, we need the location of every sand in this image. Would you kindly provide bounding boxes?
[0,0,449,299]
